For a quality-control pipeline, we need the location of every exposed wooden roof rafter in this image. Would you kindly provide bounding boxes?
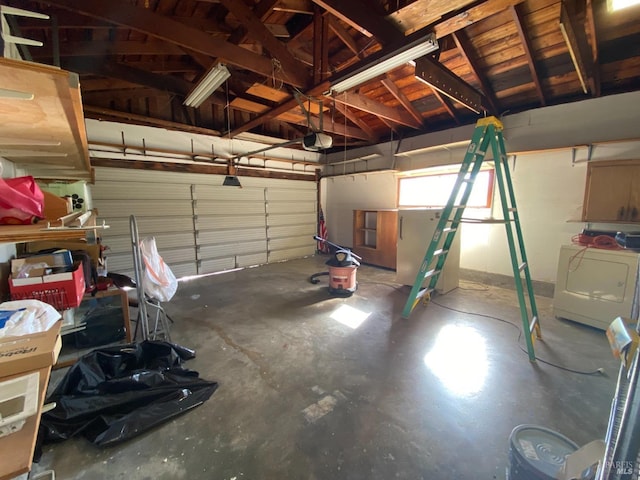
[44,0,309,88]
[451,30,499,114]
[380,76,424,126]
[509,4,546,106]
[332,91,422,129]
[585,0,601,97]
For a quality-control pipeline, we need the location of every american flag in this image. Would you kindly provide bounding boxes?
[318,207,329,253]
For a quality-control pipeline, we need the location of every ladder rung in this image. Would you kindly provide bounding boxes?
[420,268,441,279]
[518,262,527,272]
[416,287,435,300]
[508,208,517,212]
[442,227,457,233]
[529,316,539,334]
[433,248,449,257]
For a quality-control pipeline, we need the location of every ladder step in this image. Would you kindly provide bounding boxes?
[529,316,539,334]
[419,268,442,279]
[442,227,457,233]
[433,248,449,257]
[518,262,527,272]
[416,287,435,300]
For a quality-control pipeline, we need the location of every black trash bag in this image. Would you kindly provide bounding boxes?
[39,340,218,448]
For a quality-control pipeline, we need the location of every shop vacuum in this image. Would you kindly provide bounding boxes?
[310,236,361,297]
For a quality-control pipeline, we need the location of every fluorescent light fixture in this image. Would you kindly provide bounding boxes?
[184,63,230,108]
[608,0,640,10]
[330,33,438,94]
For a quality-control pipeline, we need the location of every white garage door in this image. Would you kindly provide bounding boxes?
[92,167,317,278]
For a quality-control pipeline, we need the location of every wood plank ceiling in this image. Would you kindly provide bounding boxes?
[9,0,640,151]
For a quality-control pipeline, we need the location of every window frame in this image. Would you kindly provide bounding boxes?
[397,167,495,209]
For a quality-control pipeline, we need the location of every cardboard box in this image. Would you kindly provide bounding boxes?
[0,322,62,378]
[9,261,86,310]
[41,191,71,221]
[26,241,100,269]
[10,251,73,277]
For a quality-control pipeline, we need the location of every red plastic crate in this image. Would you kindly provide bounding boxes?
[9,261,86,310]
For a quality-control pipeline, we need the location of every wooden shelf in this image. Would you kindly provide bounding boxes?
[0,223,89,243]
[353,209,398,269]
[0,57,91,180]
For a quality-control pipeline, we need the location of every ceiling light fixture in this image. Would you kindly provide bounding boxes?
[329,32,438,95]
[184,63,230,108]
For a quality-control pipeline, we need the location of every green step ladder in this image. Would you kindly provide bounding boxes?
[401,116,541,362]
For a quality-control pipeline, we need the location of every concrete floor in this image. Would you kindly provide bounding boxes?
[35,255,620,480]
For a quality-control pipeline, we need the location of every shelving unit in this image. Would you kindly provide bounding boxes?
[353,209,398,269]
[56,289,132,368]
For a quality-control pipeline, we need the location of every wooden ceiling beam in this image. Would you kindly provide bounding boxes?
[220,0,304,82]
[84,106,223,137]
[433,0,525,39]
[311,113,371,140]
[559,0,593,94]
[451,31,499,114]
[311,0,398,43]
[509,4,545,106]
[313,8,330,83]
[379,117,400,135]
[230,82,330,137]
[328,16,363,59]
[380,76,424,126]
[273,0,314,15]
[65,57,226,106]
[44,0,309,88]
[333,102,378,141]
[431,88,460,125]
[332,92,422,129]
[31,40,186,57]
[585,0,601,97]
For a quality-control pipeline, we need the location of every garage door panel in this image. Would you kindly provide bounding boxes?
[237,252,268,267]
[200,257,236,274]
[268,202,315,214]
[199,240,267,258]
[269,235,315,250]
[268,213,316,226]
[199,228,265,244]
[169,263,198,279]
[92,168,316,278]
[268,189,316,202]
[268,245,315,262]
[99,200,193,217]
[100,217,194,236]
[194,185,265,201]
[92,182,192,200]
[196,215,265,230]
[269,224,316,238]
[197,201,265,216]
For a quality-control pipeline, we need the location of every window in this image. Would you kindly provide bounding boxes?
[398,168,494,208]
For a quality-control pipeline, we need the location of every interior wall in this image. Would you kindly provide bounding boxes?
[321,172,398,248]
[322,91,640,284]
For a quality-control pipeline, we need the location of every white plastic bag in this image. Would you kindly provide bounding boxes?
[139,237,177,302]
